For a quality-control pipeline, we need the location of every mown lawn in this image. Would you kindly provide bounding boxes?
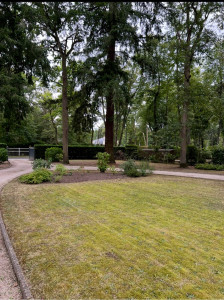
[1,176,224,299]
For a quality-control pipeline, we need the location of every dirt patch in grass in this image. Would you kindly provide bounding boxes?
[0,161,11,170]
[53,171,126,184]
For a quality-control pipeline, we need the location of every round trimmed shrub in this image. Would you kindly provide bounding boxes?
[45,147,63,162]
[0,148,8,163]
[19,168,52,184]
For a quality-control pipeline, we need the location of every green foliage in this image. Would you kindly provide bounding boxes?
[32,159,52,170]
[163,153,176,163]
[19,168,52,184]
[0,143,7,148]
[108,165,117,174]
[96,152,110,173]
[212,147,224,165]
[125,145,139,159]
[187,145,199,166]
[0,148,8,162]
[35,144,125,160]
[54,164,67,176]
[195,163,224,171]
[121,159,141,177]
[45,147,63,162]
[138,160,153,176]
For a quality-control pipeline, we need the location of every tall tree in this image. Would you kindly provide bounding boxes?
[84,2,146,162]
[33,2,84,163]
[0,2,49,143]
[166,2,220,166]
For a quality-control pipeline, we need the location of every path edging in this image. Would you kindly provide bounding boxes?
[0,177,33,299]
[0,212,33,299]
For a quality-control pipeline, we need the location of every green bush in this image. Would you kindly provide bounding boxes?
[32,159,52,170]
[54,164,67,176]
[138,160,153,176]
[125,145,139,159]
[121,159,141,177]
[45,147,63,162]
[96,152,110,173]
[0,148,8,162]
[0,143,7,148]
[195,163,224,171]
[163,153,176,163]
[19,168,52,184]
[212,147,224,165]
[187,145,199,165]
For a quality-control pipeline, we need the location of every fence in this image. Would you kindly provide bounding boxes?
[7,148,35,161]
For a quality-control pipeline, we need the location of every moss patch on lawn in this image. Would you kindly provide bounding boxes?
[1,176,224,299]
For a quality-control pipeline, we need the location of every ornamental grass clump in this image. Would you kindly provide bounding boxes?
[96,152,110,173]
[32,158,52,170]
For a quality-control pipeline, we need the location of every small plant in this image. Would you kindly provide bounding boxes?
[138,160,153,176]
[108,165,117,174]
[19,168,52,184]
[53,175,63,183]
[45,147,63,162]
[32,158,52,170]
[163,153,176,164]
[121,159,140,177]
[54,164,67,176]
[96,152,110,173]
[0,148,8,163]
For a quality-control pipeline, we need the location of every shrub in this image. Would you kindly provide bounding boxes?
[96,152,110,173]
[212,147,224,165]
[0,148,8,163]
[125,145,139,159]
[19,168,52,184]
[0,143,7,149]
[163,153,176,163]
[138,160,153,176]
[32,159,52,170]
[195,163,224,171]
[187,145,199,165]
[121,159,141,177]
[54,164,67,176]
[45,147,63,162]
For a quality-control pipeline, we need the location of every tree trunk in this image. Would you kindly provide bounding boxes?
[61,54,69,164]
[105,3,116,163]
[180,63,190,167]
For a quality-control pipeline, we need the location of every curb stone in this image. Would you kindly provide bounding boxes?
[0,175,33,299]
[0,211,33,299]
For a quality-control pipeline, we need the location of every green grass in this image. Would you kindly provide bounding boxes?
[1,176,224,299]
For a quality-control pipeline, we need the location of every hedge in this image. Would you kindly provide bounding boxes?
[212,147,224,165]
[0,143,7,148]
[34,144,126,160]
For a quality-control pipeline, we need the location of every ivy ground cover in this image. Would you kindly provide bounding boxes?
[1,176,224,299]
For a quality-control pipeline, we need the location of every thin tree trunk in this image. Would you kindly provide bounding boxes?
[105,2,115,163]
[61,54,69,164]
[146,126,149,147]
[180,62,190,167]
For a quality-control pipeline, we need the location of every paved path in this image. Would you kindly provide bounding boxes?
[0,159,224,299]
[0,159,32,299]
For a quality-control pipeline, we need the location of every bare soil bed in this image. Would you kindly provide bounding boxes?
[0,161,11,170]
[53,171,127,184]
